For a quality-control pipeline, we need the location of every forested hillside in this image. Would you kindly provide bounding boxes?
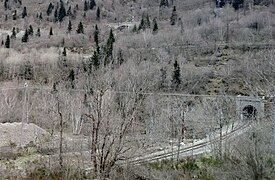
[0,0,275,179]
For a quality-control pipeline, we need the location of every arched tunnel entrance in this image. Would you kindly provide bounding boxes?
[242,105,257,119]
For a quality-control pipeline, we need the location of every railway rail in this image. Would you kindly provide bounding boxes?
[128,120,251,165]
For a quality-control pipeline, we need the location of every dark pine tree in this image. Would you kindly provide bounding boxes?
[91,51,100,69]
[76,21,84,34]
[132,24,138,33]
[96,7,100,21]
[67,20,72,33]
[28,25,34,36]
[108,28,115,43]
[5,35,10,48]
[170,6,177,25]
[47,3,54,16]
[68,69,75,89]
[67,6,73,17]
[117,49,124,65]
[49,27,53,36]
[39,12,43,20]
[84,0,89,11]
[4,0,9,11]
[94,24,99,52]
[216,0,226,8]
[232,0,244,10]
[90,0,96,10]
[58,0,66,22]
[138,16,146,31]
[36,28,41,37]
[12,10,17,20]
[171,60,181,91]
[75,4,79,10]
[62,47,67,56]
[152,17,158,34]
[54,8,58,22]
[105,29,115,65]
[4,0,8,10]
[22,6,27,18]
[160,0,169,7]
[11,27,16,39]
[21,29,29,43]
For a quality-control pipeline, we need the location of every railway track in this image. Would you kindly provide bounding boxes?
[128,121,251,165]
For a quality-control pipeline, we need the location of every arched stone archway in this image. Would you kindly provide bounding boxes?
[236,96,264,120]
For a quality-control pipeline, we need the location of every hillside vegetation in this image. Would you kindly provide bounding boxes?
[0,0,275,179]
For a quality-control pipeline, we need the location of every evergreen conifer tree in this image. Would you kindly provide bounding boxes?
[171,60,181,91]
[232,0,244,10]
[170,6,177,25]
[160,0,169,7]
[11,27,16,39]
[132,24,138,33]
[67,6,73,17]
[4,0,8,10]
[47,3,54,16]
[21,29,28,42]
[152,17,158,34]
[22,6,27,18]
[117,49,124,65]
[90,0,96,10]
[94,24,99,52]
[39,12,43,20]
[105,29,115,65]
[49,27,53,36]
[84,0,89,11]
[138,16,145,31]
[36,28,41,37]
[108,28,115,44]
[54,8,58,22]
[58,0,66,22]
[5,35,10,48]
[96,7,100,21]
[68,69,75,89]
[62,47,67,56]
[28,25,34,36]
[91,51,100,69]
[12,10,17,20]
[67,20,72,33]
[76,21,84,34]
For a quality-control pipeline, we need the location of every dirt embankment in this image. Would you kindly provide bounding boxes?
[0,122,50,148]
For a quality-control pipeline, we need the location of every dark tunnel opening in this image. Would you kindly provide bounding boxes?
[243,105,257,119]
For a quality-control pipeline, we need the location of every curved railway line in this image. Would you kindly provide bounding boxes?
[128,120,251,165]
